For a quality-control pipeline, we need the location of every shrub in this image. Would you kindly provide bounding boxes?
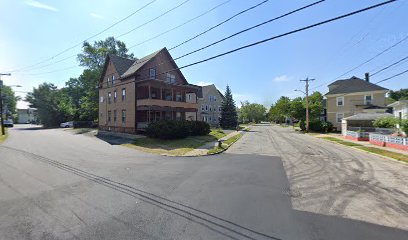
[189,121,211,136]
[373,116,397,128]
[321,121,333,133]
[401,119,408,135]
[146,120,190,139]
[309,120,323,132]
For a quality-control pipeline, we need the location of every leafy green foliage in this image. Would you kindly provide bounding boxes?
[27,37,134,124]
[189,121,211,136]
[290,97,306,121]
[400,119,408,135]
[389,88,408,101]
[308,92,324,120]
[268,96,291,123]
[1,86,20,119]
[77,36,134,70]
[239,101,266,123]
[220,85,238,129]
[146,120,211,139]
[373,116,397,128]
[26,83,75,127]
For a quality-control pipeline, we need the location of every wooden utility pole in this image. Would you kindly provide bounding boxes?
[300,77,315,132]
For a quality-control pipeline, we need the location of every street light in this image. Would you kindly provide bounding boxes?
[0,73,22,135]
[294,89,306,95]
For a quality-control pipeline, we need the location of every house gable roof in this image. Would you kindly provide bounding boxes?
[326,77,388,95]
[109,54,136,76]
[121,48,164,79]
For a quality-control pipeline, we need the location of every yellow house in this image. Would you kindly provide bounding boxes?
[325,76,388,131]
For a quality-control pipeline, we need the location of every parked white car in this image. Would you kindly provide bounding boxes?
[60,121,74,128]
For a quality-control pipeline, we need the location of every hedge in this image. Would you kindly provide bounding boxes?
[146,120,210,139]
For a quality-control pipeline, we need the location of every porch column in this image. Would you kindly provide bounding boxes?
[148,84,151,99]
[171,88,174,101]
[160,87,163,100]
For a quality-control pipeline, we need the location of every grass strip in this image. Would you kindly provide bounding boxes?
[0,128,8,143]
[320,136,408,163]
[208,133,242,154]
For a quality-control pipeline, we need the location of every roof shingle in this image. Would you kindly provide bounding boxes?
[326,77,388,95]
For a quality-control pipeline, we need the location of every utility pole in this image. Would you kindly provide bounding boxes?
[300,77,315,132]
[0,73,12,135]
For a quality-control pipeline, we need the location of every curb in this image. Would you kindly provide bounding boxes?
[316,137,408,165]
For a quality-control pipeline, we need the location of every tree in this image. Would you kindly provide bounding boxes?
[373,116,397,129]
[77,36,134,71]
[290,97,305,121]
[220,85,238,129]
[389,88,408,101]
[268,96,291,123]
[26,83,75,127]
[1,86,20,119]
[308,92,323,121]
[67,37,135,121]
[240,101,266,123]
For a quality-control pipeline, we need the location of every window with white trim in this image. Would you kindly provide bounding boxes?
[205,105,208,111]
[201,104,204,111]
[100,96,104,103]
[111,75,115,85]
[336,96,344,106]
[336,113,344,123]
[364,95,372,105]
[149,68,156,79]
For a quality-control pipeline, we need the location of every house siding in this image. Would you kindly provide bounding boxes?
[326,91,387,130]
[197,85,224,126]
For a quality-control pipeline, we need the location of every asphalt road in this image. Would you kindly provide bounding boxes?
[0,124,407,240]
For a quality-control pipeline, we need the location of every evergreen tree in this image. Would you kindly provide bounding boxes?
[220,85,238,129]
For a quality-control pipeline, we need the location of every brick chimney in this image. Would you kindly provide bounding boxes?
[365,72,369,82]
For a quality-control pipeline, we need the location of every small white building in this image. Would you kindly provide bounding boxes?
[388,100,408,120]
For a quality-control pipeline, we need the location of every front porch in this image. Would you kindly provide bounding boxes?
[136,108,196,130]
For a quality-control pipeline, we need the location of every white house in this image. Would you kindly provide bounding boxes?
[388,100,408,120]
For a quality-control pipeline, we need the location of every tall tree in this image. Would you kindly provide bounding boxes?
[290,97,306,121]
[26,83,74,127]
[240,101,266,123]
[77,36,135,71]
[308,92,323,120]
[68,37,135,121]
[389,88,408,101]
[1,86,20,119]
[268,96,291,123]
[220,85,238,129]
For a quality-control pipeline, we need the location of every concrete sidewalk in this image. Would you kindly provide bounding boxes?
[315,133,408,156]
[183,131,242,156]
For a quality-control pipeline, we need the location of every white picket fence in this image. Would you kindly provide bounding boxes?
[369,133,408,146]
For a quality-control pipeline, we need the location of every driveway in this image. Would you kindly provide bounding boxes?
[0,124,407,239]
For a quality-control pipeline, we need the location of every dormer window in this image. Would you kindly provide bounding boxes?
[111,75,115,85]
[149,68,156,79]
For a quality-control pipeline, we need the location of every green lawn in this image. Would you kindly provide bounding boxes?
[319,136,408,163]
[124,130,226,156]
[0,128,8,143]
[208,133,242,154]
[320,137,362,147]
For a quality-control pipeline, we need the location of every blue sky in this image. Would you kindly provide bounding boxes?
[1,0,407,108]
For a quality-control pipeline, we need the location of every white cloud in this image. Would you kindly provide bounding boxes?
[272,75,292,83]
[196,81,213,86]
[90,13,104,19]
[25,0,58,12]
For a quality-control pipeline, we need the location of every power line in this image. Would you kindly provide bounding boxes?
[101,0,398,90]
[371,54,408,76]
[9,0,157,72]
[120,0,325,76]
[128,0,233,49]
[117,0,192,38]
[174,0,326,60]
[375,68,408,84]
[12,0,196,74]
[168,0,270,51]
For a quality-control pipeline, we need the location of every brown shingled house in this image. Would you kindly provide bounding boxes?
[98,48,200,133]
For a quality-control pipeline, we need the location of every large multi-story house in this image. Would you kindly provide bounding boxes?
[325,74,388,131]
[197,84,225,126]
[98,48,200,133]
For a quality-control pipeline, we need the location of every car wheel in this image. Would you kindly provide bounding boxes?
[65,125,69,128]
